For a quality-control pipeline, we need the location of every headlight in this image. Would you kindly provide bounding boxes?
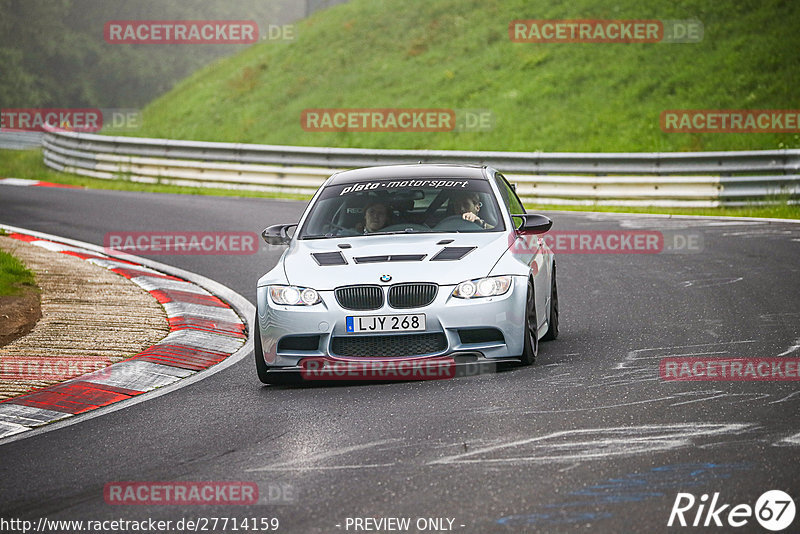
[452,276,512,299]
[269,285,321,306]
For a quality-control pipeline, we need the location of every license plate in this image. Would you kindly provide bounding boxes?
[346,314,426,333]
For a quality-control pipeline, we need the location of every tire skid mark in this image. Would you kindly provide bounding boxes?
[428,423,753,465]
[774,431,800,446]
[246,439,401,472]
[681,276,743,288]
[615,340,757,371]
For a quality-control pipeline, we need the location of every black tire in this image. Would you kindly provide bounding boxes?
[518,279,538,365]
[254,314,302,385]
[541,263,559,341]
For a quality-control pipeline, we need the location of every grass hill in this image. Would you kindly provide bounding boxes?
[132,0,799,152]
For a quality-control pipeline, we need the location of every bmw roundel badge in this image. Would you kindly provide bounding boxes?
[380,274,392,282]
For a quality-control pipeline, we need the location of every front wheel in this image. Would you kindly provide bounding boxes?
[518,279,538,365]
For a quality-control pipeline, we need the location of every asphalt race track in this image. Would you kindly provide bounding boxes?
[1,184,799,533]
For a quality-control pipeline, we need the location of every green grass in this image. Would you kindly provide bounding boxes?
[126,0,800,152]
[2,148,797,219]
[0,249,37,297]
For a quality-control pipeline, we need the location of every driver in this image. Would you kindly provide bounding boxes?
[355,202,390,234]
[451,191,493,229]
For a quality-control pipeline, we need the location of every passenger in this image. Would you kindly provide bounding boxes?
[451,191,493,229]
[355,202,390,234]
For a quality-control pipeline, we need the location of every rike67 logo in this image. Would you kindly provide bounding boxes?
[668,490,795,531]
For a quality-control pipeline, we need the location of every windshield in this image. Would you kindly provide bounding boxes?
[298,178,505,239]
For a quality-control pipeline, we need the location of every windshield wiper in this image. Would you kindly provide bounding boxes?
[302,234,338,240]
[367,230,428,236]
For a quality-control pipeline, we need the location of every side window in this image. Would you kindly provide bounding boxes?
[494,172,526,222]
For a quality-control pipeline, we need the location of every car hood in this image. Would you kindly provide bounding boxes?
[283,232,512,289]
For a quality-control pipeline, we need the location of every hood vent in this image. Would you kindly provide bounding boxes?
[431,246,476,261]
[354,254,427,264]
[311,252,348,266]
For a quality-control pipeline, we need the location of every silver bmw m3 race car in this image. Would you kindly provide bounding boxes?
[255,164,558,384]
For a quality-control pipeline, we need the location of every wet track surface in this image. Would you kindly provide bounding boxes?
[1,184,799,533]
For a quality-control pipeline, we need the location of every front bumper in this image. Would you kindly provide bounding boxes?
[256,276,528,368]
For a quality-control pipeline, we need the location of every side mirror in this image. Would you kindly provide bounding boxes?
[262,224,297,245]
[513,214,552,235]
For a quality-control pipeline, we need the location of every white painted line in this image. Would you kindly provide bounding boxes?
[158,329,245,352]
[158,329,245,353]
[28,240,97,254]
[162,301,241,323]
[0,404,74,426]
[618,218,764,229]
[104,262,166,275]
[79,360,193,392]
[73,256,170,276]
[130,276,211,295]
[84,258,137,269]
[775,432,800,446]
[0,178,39,186]
[721,229,796,237]
[543,209,800,225]
[0,421,30,438]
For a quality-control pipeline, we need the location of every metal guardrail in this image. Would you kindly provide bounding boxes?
[41,128,800,207]
[0,132,44,150]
